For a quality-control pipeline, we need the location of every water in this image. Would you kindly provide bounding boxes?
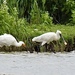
[0,51,75,75]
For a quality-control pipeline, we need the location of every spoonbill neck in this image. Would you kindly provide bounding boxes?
[14,42,21,47]
[56,33,61,40]
[14,41,24,47]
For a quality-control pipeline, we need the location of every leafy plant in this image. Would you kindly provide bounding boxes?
[70,10,75,24]
[41,11,53,25]
[0,2,28,42]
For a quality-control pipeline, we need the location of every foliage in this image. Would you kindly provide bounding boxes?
[0,0,75,25]
[30,0,41,24]
[0,0,3,5]
[70,10,75,25]
[0,2,28,42]
[41,11,53,25]
[30,0,53,25]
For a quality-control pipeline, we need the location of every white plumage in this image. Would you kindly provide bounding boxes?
[0,33,25,47]
[32,30,67,46]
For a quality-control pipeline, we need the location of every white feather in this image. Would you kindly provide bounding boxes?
[0,33,25,47]
[32,30,62,46]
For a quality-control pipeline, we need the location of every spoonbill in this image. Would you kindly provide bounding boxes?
[32,30,67,52]
[0,33,25,47]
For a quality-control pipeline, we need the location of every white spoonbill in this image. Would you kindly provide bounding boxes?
[0,33,25,47]
[32,30,67,46]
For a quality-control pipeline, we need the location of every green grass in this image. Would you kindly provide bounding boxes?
[25,24,75,39]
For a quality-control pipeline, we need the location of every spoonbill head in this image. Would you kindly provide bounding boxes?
[18,41,26,47]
